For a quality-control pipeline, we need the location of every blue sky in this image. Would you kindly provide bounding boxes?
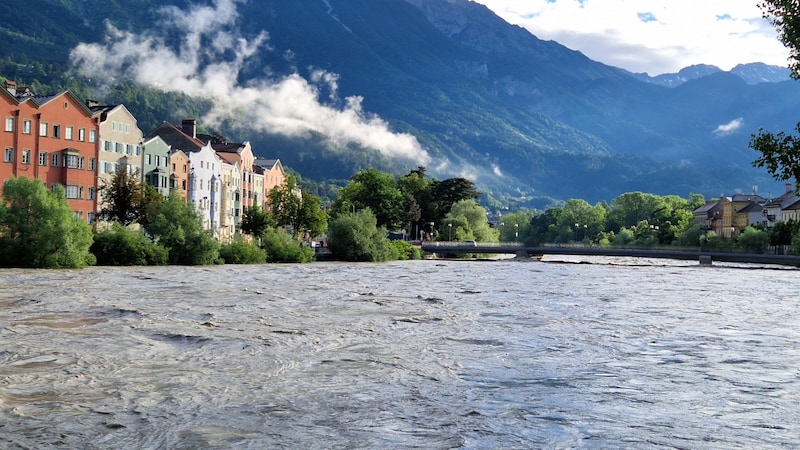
[472,0,790,75]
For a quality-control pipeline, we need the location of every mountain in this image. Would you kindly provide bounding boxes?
[2,0,799,206]
[630,63,792,87]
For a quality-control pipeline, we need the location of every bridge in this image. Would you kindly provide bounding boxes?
[420,242,800,267]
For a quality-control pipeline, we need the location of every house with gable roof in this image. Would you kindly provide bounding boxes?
[254,158,286,209]
[761,184,797,229]
[1,80,99,222]
[142,135,171,197]
[199,130,256,231]
[144,119,223,235]
[89,102,144,218]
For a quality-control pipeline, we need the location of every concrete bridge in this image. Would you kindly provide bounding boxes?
[420,242,800,267]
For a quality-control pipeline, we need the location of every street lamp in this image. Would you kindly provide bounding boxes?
[448,223,452,241]
[514,223,519,242]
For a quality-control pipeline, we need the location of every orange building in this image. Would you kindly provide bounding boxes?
[1,81,99,222]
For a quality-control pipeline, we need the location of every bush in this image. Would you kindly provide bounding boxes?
[327,209,392,262]
[389,239,422,260]
[262,228,314,263]
[219,237,267,264]
[144,195,220,265]
[0,177,94,268]
[91,225,168,265]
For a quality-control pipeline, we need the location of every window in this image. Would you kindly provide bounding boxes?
[135,145,141,156]
[21,149,31,165]
[89,130,96,143]
[5,117,14,132]
[104,140,113,152]
[87,212,95,224]
[39,122,48,136]
[89,158,96,171]
[103,162,115,174]
[115,142,123,153]
[154,155,160,166]
[145,154,151,165]
[22,120,31,135]
[126,144,133,155]
[4,148,12,162]
[65,154,81,169]
[65,126,73,140]
[52,153,60,167]
[78,128,85,141]
[52,125,61,138]
[65,185,81,199]
[88,187,95,200]
[39,152,48,166]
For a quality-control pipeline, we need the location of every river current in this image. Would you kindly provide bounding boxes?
[1,256,799,449]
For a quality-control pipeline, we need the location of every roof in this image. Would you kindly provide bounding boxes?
[145,121,205,152]
[738,202,763,214]
[254,159,281,170]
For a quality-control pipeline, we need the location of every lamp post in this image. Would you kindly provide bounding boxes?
[515,223,519,242]
[448,223,452,241]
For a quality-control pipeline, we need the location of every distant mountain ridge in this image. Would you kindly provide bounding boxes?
[1,0,798,206]
[630,63,792,87]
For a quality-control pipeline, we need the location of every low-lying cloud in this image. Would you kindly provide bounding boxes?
[70,0,430,165]
[713,117,744,136]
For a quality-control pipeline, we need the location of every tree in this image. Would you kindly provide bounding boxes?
[327,209,393,262]
[752,2,800,189]
[143,194,220,265]
[331,168,404,230]
[91,225,168,266]
[606,192,665,232]
[98,165,150,225]
[430,177,480,222]
[398,167,434,237]
[0,177,94,268]
[268,174,328,239]
[497,211,533,242]
[759,1,800,79]
[240,205,273,238]
[443,199,499,243]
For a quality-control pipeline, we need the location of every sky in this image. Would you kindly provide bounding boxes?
[472,0,791,76]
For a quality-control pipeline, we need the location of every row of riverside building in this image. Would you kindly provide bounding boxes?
[693,184,800,237]
[1,80,286,242]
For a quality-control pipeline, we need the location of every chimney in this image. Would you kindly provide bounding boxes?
[182,119,197,138]
[786,183,793,193]
[4,80,16,96]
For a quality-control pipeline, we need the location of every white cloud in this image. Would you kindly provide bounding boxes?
[70,0,430,165]
[472,0,790,76]
[713,117,744,136]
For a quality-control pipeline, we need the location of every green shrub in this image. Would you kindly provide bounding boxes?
[327,209,392,262]
[219,238,267,264]
[143,195,220,265]
[91,225,168,266]
[388,239,422,260]
[262,228,314,263]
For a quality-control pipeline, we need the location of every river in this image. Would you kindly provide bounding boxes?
[1,256,799,449]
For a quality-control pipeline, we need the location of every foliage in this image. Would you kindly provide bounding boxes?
[98,165,151,226]
[327,209,393,262]
[430,177,481,222]
[240,205,273,238]
[91,225,168,266]
[267,174,327,239]
[143,194,220,265]
[261,227,314,263]
[750,124,800,191]
[331,168,404,230]
[497,211,533,242]
[0,178,94,268]
[769,219,800,246]
[759,0,800,79]
[442,199,498,243]
[219,237,267,264]
[736,227,770,254]
[389,239,422,260]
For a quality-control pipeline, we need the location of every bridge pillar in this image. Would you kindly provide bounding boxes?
[699,255,712,266]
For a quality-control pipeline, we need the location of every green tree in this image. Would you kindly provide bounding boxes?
[398,167,434,238]
[737,226,769,253]
[497,211,533,242]
[0,177,94,268]
[240,205,273,238]
[443,199,499,243]
[98,165,150,225]
[332,168,404,230]
[268,174,328,239]
[219,237,267,264]
[327,209,393,262]
[606,192,665,232]
[430,177,480,223]
[759,0,800,79]
[144,194,220,265]
[752,2,800,188]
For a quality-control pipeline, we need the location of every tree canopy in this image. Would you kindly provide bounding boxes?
[0,177,94,268]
